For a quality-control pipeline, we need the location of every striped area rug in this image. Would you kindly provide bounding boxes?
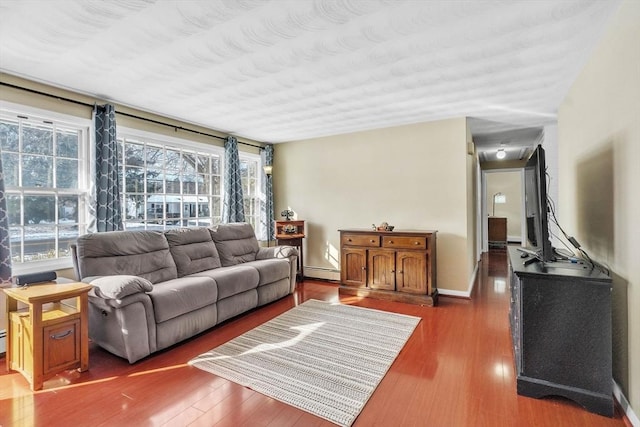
[189,299,420,426]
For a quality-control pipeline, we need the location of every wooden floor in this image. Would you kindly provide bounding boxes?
[0,250,630,426]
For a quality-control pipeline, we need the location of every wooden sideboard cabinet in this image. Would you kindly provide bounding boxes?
[507,246,613,416]
[339,229,438,306]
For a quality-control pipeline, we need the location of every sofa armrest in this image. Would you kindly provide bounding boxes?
[84,275,153,301]
[256,245,299,260]
[88,288,157,363]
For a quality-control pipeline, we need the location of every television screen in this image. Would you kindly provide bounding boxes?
[523,144,554,262]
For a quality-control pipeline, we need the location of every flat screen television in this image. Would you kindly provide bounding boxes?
[523,144,555,262]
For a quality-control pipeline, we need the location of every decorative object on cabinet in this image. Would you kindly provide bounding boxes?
[373,222,394,231]
[339,228,438,306]
[280,209,294,220]
[4,281,92,390]
[507,246,613,417]
[276,219,305,281]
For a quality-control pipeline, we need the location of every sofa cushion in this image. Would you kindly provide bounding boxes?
[75,230,178,284]
[165,227,222,277]
[148,276,218,323]
[89,275,153,299]
[209,223,259,266]
[191,265,259,300]
[244,259,290,286]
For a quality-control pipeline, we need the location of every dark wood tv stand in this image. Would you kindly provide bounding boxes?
[507,247,613,416]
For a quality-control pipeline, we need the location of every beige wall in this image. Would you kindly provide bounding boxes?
[558,0,639,417]
[486,171,522,240]
[273,117,476,293]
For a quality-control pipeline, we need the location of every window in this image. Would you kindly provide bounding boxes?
[118,131,223,231]
[0,107,90,272]
[240,153,262,234]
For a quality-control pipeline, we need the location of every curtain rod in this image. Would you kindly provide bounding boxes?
[0,81,264,149]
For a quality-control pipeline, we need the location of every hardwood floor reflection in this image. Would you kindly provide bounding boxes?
[0,250,629,426]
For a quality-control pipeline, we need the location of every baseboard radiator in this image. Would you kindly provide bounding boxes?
[304,266,340,281]
[0,329,6,355]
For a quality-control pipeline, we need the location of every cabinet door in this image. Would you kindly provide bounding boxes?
[396,251,427,294]
[368,249,395,290]
[43,319,80,375]
[341,248,367,287]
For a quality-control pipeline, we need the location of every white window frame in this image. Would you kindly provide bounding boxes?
[118,127,224,231]
[239,151,263,238]
[0,101,92,274]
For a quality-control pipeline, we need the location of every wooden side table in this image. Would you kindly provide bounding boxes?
[275,219,305,281]
[4,282,92,390]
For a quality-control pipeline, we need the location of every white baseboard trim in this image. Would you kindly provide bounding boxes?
[613,380,639,427]
[438,261,478,299]
[304,266,340,282]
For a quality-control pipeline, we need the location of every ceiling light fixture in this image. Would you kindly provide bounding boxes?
[496,149,506,160]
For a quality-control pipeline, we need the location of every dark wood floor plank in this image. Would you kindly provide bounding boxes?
[0,250,628,427]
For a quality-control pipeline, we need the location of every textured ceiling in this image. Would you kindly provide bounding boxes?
[0,0,621,152]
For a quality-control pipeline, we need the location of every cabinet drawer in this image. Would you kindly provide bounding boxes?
[43,320,80,375]
[383,236,427,250]
[342,234,380,247]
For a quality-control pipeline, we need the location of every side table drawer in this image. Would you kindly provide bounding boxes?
[44,319,80,375]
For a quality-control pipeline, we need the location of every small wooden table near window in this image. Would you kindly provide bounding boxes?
[275,220,305,281]
[4,282,92,390]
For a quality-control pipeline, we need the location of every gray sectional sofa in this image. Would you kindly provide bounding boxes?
[70,223,298,363]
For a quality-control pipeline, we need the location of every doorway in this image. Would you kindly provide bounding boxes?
[480,169,525,252]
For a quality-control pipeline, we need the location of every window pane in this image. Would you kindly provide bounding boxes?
[0,120,19,151]
[22,155,53,187]
[59,225,79,256]
[56,129,79,158]
[124,194,146,220]
[212,176,221,194]
[147,169,163,193]
[197,155,210,173]
[24,224,55,261]
[166,178,180,194]
[2,152,19,186]
[146,146,163,168]
[183,175,196,194]
[212,196,221,217]
[165,149,180,171]
[125,142,145,166]
[56,159,78,188]
[24,195,55,224]
[23,124,53,155]
[7,195,21,225]
[59,195,78,223]
[211,157,220,175]
[182,152,196,174]
[197,174,210,194]
[125,166,145,192]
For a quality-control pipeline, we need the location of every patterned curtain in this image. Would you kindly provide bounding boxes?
[0,155,12,283]
[222,136,245,223]
[262,145,274,242]
[94,104,123,232]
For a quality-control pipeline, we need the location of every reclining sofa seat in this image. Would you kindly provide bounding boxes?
[70,223,298,363]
